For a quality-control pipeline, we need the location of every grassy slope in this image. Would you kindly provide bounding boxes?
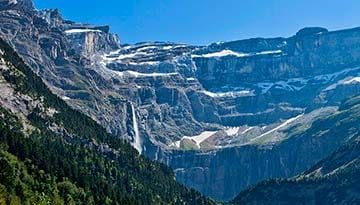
[232,96,360,205]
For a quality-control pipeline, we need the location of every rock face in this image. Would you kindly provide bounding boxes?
[0,38,215,205]
[2,1,360,201]
[0,0,34,10]
[169,107,347,200]
[232,97,360,204]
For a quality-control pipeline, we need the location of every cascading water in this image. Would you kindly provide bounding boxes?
[131,103,142,154]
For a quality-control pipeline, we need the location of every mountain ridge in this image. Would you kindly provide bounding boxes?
[3,0,360,201]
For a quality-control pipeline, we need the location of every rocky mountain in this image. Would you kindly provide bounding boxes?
[232,96,360,204]
[2,0,360,201]
[0,36,215,204]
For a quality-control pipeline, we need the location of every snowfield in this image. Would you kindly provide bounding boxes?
[250,114,304,142]
[183,131,218,148]
[192,49,282,58]
[343,77,360,84]
[113,70,178,78]
[65,29,102,34]
[201,90,254,98]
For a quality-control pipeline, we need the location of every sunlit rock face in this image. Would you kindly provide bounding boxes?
[0,0,34,10]
[2,1,360,201]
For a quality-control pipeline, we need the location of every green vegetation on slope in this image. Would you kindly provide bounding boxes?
[231,96,360,205]
[0,38,215,205]
[232,141,360,205]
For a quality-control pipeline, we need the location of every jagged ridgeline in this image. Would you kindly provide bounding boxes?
[0,38,215,205]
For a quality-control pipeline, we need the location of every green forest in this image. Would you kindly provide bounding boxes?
[0,38,215,205]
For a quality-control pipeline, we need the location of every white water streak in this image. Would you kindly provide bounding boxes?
[131,103,142,154]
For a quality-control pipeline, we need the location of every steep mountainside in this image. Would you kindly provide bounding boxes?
[2,0,360,201]
[233,141,360,205]
[0,38,215,204]
[232,96,360,204]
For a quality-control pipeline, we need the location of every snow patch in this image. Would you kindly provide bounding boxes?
[65,29,102,34]
[137,46,158,51]
[8,0,17,4]
[257,83,274,94]
[225,127,240,136]
[174,45,187,48]
[343,77,360,84]
[257,78,308,94]
[128,61,160,66]
[192,49,282,59]
[322,69,360,91]
[256,67,360,94]
[256,50,282,55]
[162,46,173,50]
[251,114,304,142]
[241,127,254,134]
[315,67,360,82]
[169,140,181,148]
[183,131,217,148]
[113,70,178,78]
[192,50,249,58]
[201,90,253,98]
[103,52,147,61]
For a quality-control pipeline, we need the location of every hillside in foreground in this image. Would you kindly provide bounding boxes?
[0,38,215,205]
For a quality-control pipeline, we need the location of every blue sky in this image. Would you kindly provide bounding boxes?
[34,0,360,45]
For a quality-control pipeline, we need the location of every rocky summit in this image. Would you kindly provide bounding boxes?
[2,0,360,201]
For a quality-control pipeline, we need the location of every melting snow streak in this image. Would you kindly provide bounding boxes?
[251,114,304,142]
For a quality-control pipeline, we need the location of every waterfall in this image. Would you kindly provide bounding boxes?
[131,103,142,154]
